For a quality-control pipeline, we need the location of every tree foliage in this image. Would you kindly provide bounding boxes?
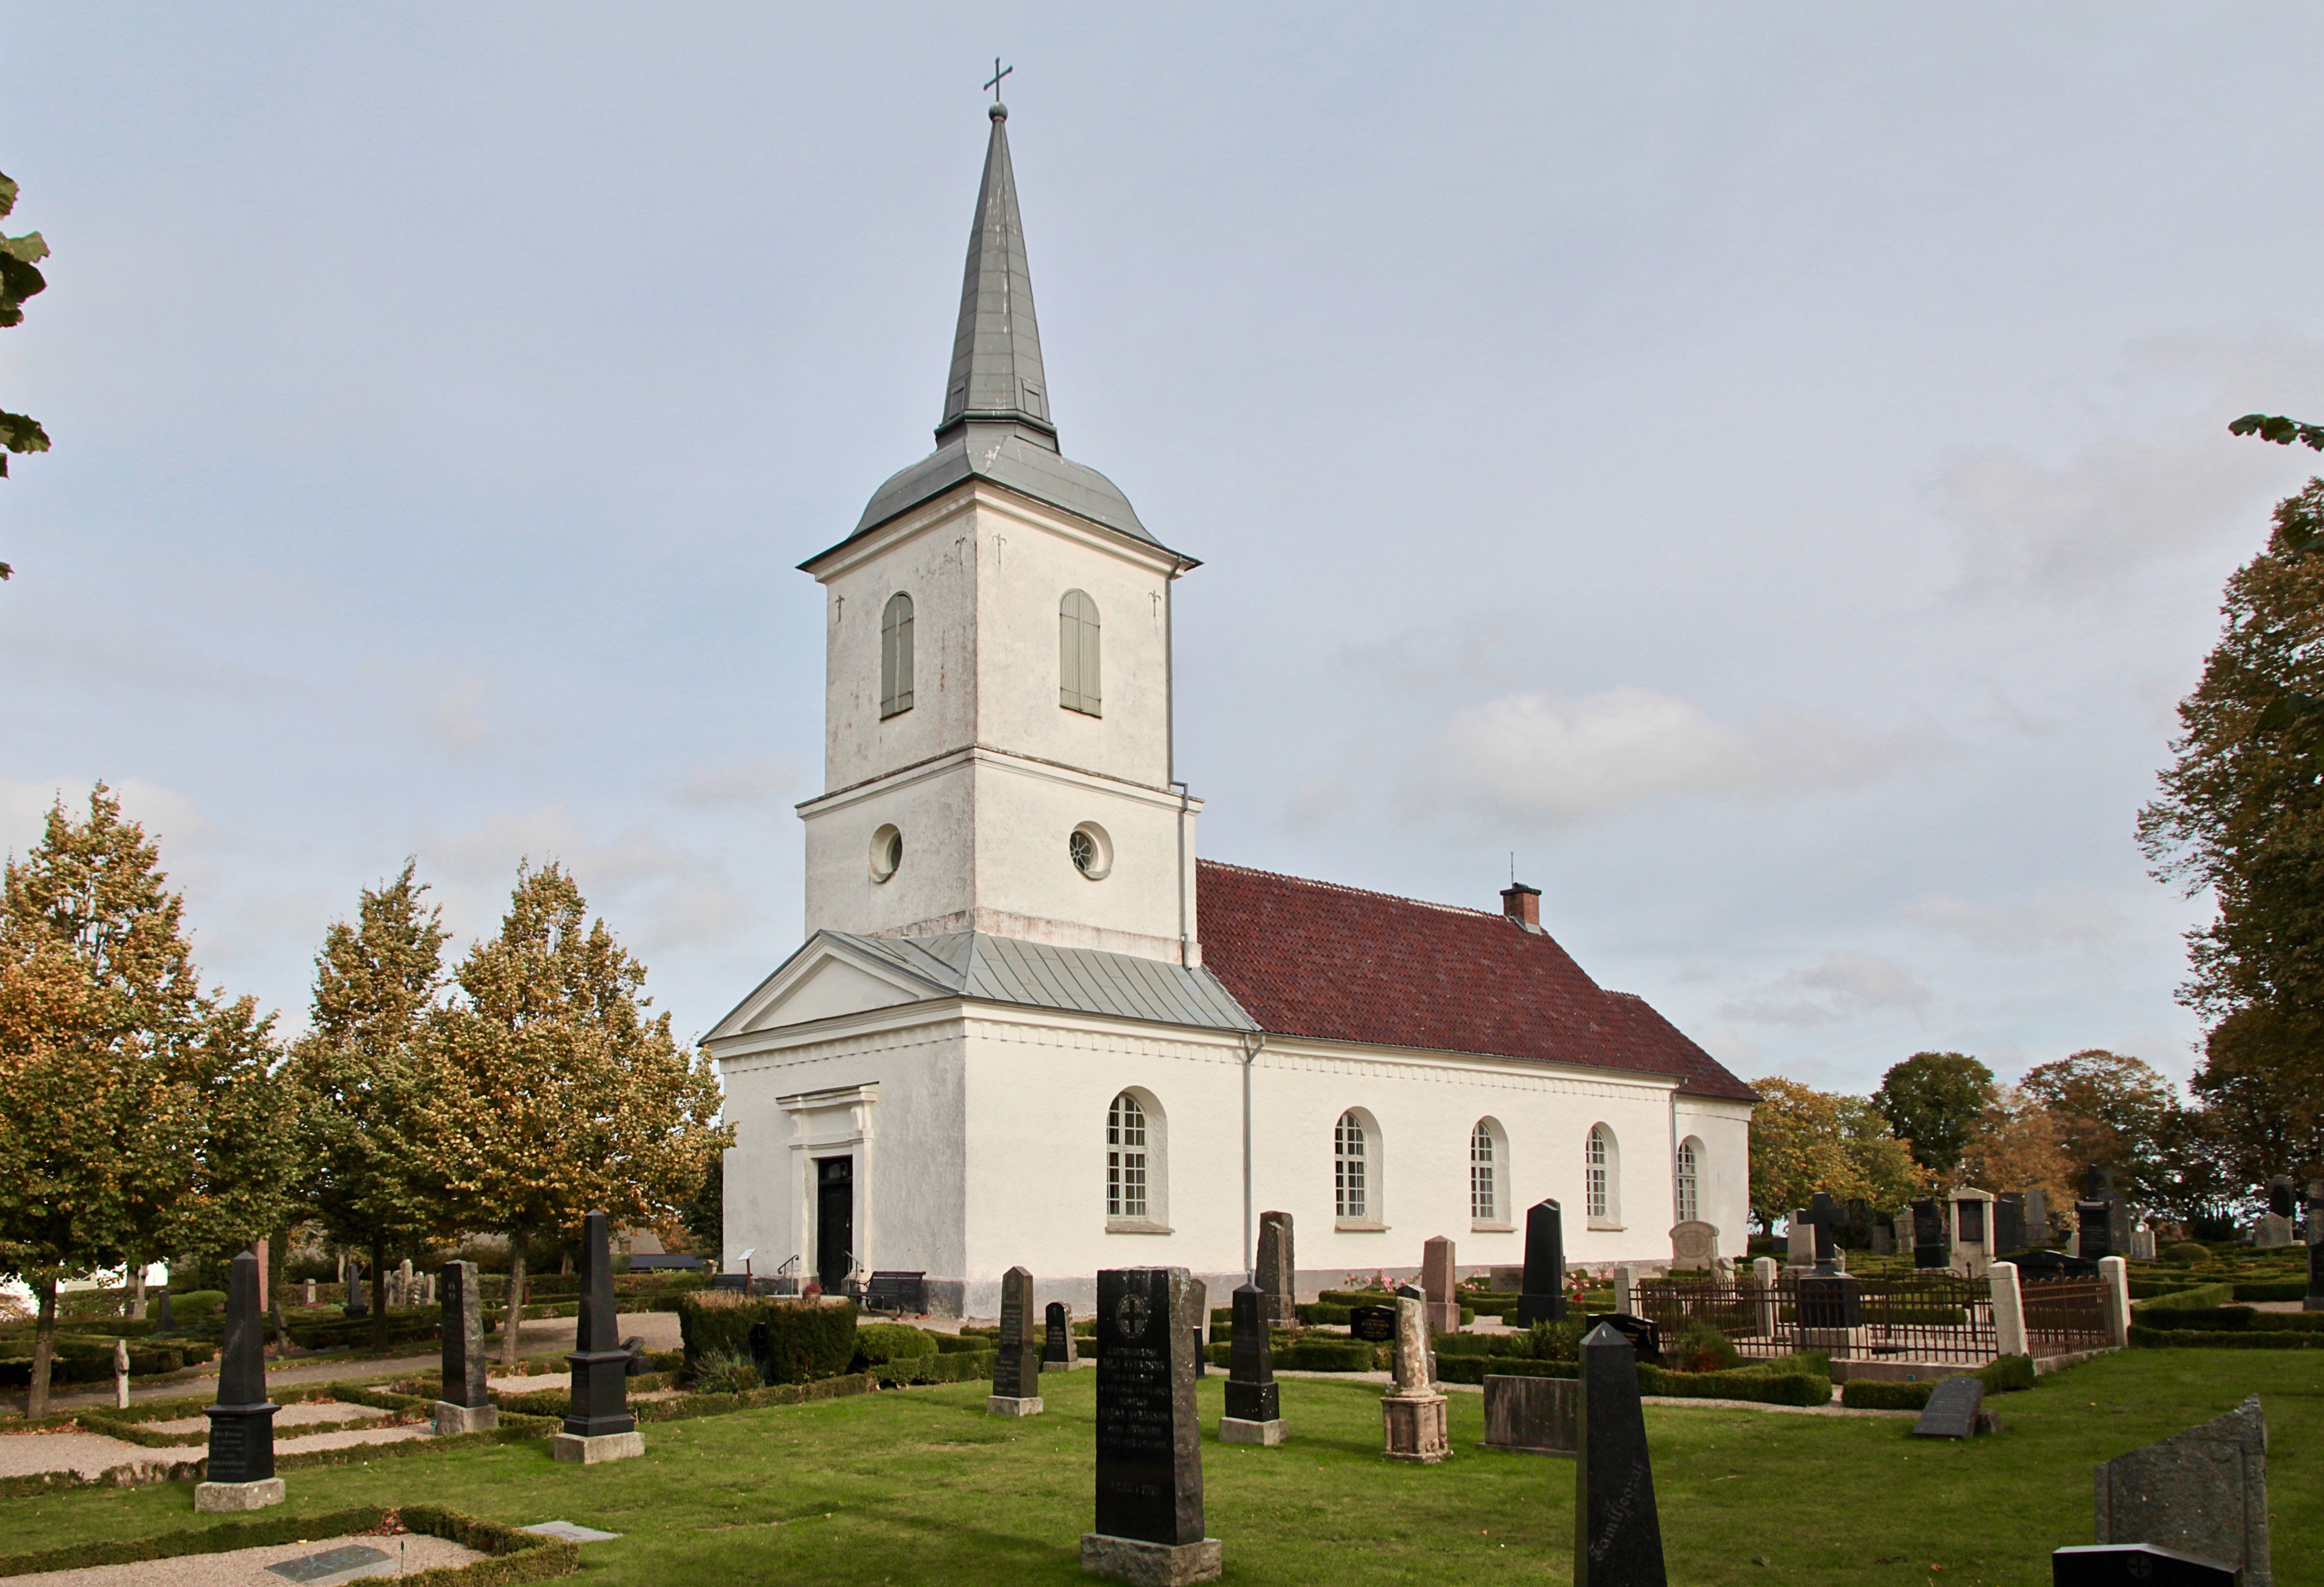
[0,169,53,579]
[1747,1076,1924,1227]
[1871,1051,1997,1179]
[2014,1049,2173,1199]
[0,786,295,1413]
[418,862,729,1360]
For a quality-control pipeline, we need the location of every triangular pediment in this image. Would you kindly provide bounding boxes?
[706,933,954,1041]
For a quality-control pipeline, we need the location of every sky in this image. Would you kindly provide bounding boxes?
[7,5,2324,1101]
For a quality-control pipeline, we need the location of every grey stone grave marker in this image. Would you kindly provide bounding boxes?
[1786,1211,1816,1267]
[1190,1276,1208,1379]
[552,1210,642,1463]
[1911,1375,1986,1439]
[1085,1266,1220,1586]
[1517,1198,1567,1326]
[1996,1193,2027,1256]
[1219,1280,1282,1445]
[1575,1320,1666,1587]
[434,1260,496,1434]
[265,1543,392,1582]
[342,1258,367,1319]
[1380,1283,1447,1463]
[1482,1374,1576,1456]
[990,1264,1044,1415]
[1421,1236,1460,1333]
[2093,1394,2269,1587]
[196,1250,282,1513]
[1912,1197,1948,1269]
[1255,1211,1296,1327]
[521,1521,623,1543]
[1044,1299,1082,1371]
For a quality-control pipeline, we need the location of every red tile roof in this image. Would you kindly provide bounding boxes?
[1195,861,1758,1103]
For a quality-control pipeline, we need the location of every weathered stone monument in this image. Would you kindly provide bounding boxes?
[1085,1267,1220,1586]
[990,1265,1044,1415]
[1912,1197,1948,1269]
[111,1338,128,1410]
[1255,1211,1296,1327]
[301,1278,316,1307]
[1786,1211,1816,1267]
[1951,1187,1995,1277]
[2257,1176,2297,1247]
[1796,1192,1862,1341]
[434,1260,497,1434]
[1995,1192,2027,1255]
[1380,1283,1448,1463]
[1043,1300,1083,1372]
[2024,1186,2050,1247]
[2131,1221,2159,1262]
[1483,1374,1576,1455]
[195,1251,282,1512]
[1516,1198,1567,1326]
[1219,1281,1282,1445]
[1420,1236,1460,1334]
[341,1257,367,1319]
[553,1211,642,1463]
[1575,1320,1665,1586]
[1667,1220,1718,1272]
[1911,1375,1988,1439]
[2092,1395,2270,1587]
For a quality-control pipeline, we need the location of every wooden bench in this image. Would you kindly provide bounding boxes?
[862,1272,928,1315]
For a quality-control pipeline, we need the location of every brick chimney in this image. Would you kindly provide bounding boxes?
[1501,882,1541,928]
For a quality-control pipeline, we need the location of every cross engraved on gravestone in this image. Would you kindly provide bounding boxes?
[265,1544,392,1583]
[1911,1375,1985,1439]
[2094,1394,2270,1587]
[2051,1543,2240,1586]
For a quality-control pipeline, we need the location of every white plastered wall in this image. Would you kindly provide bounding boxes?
[1673,1096,1754,1260]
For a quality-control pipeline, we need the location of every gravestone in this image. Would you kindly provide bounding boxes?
[1421,1237,1460,1333]
[2076,1197,2116,1261]
[2094,1394,2270,1587]
[1190,1276,1208,1378]
[301,1279,316,1307]
[2267,1176,2295,1219]
[111,1338,128,1410]
[1255,1211,1296,1327]
[156,1288,173,1334]
[397,1258,415,1307]
[990,1265,1045,1415]
[1668,1221,1718,1272]
[1488,1265,1524,1291]
[1911,1375,1986,1439]
[2051,1543,2239,1586]
[1574,1320,1667,1586]
[1516,1198,1568,1325]
[2306,1181,2324,1313]
[1043,1300,1083,1371]
[1892,1210,1914,1256]
[1584,1313,1662,1365]
[2257,1177,2296,1247]
[1348,1304,1397,1343]
[2017,1248,2099,1280]
[2024,1187,2050,1247]
[195,1251,282,1512]
[1996,1193,2027,1255]
[434,1260,496,1434]
[1786,1213,1816,1267]
[1084,1267,1221,1585]
[1482,1374,1576,1455]
[1869,1221,1894,1256]
[1381,1284,1448,1463]
[1912,1197,1948,1269]
[2130,1223,2158,1262]
[1952,1188,1996,1277]
[1219,1281,1283,1445]
[553,1211,642,1463]
[342,1259,368,1319]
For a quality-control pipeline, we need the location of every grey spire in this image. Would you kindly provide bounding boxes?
[936,102,1055,450]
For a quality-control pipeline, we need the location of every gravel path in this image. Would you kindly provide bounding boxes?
[0,1431,180,1480]
[9,1531,482,1586]
[143,1401,390,1436]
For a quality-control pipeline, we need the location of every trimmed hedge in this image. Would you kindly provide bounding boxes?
[1437,1356,1569,1384]
[852,1323,937,1367]
[1276,1338,1379,1372]
[0,1503,579,1584]
[1838,1356,2036,1410]
[633,1371,877,1422]
[1637,1364,1829,1406]
[2133,1282,2236,1313]
[2133,1306,2324,1333]
[2234,1279,2313,1303]
[677,1294,859,1384]
[872,1349,995,1386]
[2130,1326,2324,1349]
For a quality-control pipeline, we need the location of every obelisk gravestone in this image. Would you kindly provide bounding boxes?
[433,1260,497,1434]
[195,1251,282,1512]
[1575,1320,1666,1586]
[1516,1198,1567,1326]
[553,1211,642,1463]
[989,1265,1044,1415]
[1084,1267,1221,1584]
[1219,1280,1283,1445]
[1381,1283,1449,1463]
[1256,1211,1295,1327]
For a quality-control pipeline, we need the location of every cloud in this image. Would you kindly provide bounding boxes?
[432,679,492,750]
[680,755,797,805]
[1413,686,1948,827]
[1900,884,2127,952]
[1936,331,2324,601]
[1720,951,1931,1028]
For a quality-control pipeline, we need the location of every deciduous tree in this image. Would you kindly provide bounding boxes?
[1747,1077,1923,1229]
[2016,1049,2172,1201]
[1872,1052,1997,1180]
[0,169,54,578]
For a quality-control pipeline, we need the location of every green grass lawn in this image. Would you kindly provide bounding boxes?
[5,1350,2321,1585]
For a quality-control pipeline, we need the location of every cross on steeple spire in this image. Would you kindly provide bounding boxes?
[935,88,1054,449]
[985,58,1012,104]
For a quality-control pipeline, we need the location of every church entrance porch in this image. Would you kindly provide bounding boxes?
[816,1155,855,1293]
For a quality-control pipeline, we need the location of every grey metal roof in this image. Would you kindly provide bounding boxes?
[833,930,1258,1032]
[800,105,1190,568]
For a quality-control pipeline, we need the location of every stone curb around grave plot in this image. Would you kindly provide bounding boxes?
[1269,1371,1919,1418]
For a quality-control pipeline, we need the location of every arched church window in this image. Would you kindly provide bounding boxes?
[1107,1091,1148,1220]
[1471,1119,1506,1225]
[1334,1111,1368,1220]
[1586,1123,1618,1223]
[880,592,915,718]
[1059,589,1102,716]
[1675,1137,1701,1224]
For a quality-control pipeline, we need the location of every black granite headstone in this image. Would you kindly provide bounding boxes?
[1911,1375,1985,1439]
[1574,1321,1666,1587]
[2050,1543,2238,1586]
[1800,1191,1847,1276]
[2076,1198,2115,1262]
[1222,1281,1278,1426]
[1094,1267,1205,1547]
[203,1251,279,1484]
[993,1266,1041,1399]
[1583,1312,1662,1365]
[1044,1300,1076,1366]
[1517,1198,1569,1325]
[440,1260,488,1409]
[563,1211,635,1439]
[1911,1198,1947,1270]
[2267,1175,2296,1220]
[1348,1305,1396,1342]
[155,1288,173,1334]
[2014,1248,2099,1280]
[1797,1274,1864,1329]
[1996,1193,2027,1255]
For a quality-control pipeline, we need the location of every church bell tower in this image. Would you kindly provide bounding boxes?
[793,99,1204,966]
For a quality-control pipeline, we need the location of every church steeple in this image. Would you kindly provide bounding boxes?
[935,101,1055,451]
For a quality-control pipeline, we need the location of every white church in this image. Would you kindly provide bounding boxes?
[708,100,1756,1316]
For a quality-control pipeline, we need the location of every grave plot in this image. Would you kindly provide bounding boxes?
[6,1530,483,1587]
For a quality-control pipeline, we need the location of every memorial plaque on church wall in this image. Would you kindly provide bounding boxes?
[1094,1267,1205,1548]
[1911,1376,1985,1439]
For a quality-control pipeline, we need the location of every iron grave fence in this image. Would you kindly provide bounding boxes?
[2020,1275,2108,1352]
[1632,1272,1997,1365]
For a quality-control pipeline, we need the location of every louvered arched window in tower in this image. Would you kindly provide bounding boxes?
[1059,589,1102,716]
[880,592,915,718]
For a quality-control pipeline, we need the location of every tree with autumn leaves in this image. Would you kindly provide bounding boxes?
[0,786,297,1415]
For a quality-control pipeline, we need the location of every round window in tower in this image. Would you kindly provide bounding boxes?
[1069,822,1112,880]
[869,824,903,882]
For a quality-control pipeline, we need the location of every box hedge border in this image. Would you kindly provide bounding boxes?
[1838,1355,2036,1410]
[0,1502,577,1583]
[2129,1326,2324,1349]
